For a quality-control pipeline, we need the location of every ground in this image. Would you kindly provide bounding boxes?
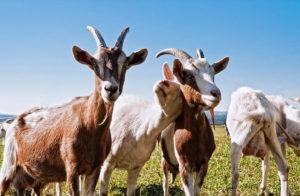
[1,125,300,195]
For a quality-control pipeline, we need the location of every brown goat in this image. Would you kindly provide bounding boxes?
[0,26,147,196]
[156,48,229,196]
[173,86,215,196]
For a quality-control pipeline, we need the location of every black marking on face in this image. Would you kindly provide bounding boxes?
[181,70,200,93]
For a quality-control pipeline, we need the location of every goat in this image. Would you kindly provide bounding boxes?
[294,97,300,103]
[98,63,189,196]
[226,87,289,196]
[156,48,229,196]
[0,26,148,196]
[252,95,300,195]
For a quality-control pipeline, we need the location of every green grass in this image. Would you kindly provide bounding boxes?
[2,126,300,195]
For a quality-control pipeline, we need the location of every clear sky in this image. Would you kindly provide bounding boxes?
[0,1,299,114]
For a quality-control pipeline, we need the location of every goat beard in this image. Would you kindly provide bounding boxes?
[210,109,215,130]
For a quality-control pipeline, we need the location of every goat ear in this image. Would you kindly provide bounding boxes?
[162,63,174,80]
[127,48,148,68]
[72,46,95,70]
[212,57,229,74]
[173,59,184,83]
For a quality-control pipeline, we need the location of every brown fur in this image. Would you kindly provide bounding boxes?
[161,60,216,193]
[12,81,113,194]
[172,85,215,194]
[174,88,215,173]
[242,131,268,159]
[173,60,215,173]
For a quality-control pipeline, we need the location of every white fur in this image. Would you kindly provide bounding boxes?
[99,80,182,196]
[101,79,119,103]
[0,119,18,185]
[186,58,220,108]
[226,87,289,196]
[254,95,300,194]
[0,120,12,139]
[267,95,300,145]
[160,123,177,196]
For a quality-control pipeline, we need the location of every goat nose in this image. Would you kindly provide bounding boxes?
[210,89,220,98]
[105,85,118,94]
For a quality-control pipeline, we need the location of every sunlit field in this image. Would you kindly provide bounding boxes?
[1,125,300,195]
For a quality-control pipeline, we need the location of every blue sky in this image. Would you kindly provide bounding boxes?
[0,1,299,114]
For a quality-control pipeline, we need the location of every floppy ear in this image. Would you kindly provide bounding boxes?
[212,57,229,74]
[173,59,184,83]
[162,62,174,80]
[127,48,148,68]
[72,46,96,70]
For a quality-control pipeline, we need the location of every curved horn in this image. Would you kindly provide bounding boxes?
[115,27,130,49]
[196,49,205,59]
[87,25,107,48]
[156,48,192,64]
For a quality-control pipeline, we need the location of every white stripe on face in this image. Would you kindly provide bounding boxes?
[184,60,220,108]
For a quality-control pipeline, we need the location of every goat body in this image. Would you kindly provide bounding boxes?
[256,95,300,194]
[161,85,215,196]
[0,93,112,195]
[99,79,183,196]
[226,87,289,196]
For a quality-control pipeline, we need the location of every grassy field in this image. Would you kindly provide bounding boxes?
[2,125,300,195]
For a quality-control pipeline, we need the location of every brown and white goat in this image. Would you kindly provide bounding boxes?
[0,26,148,196]
[156,48,229,196]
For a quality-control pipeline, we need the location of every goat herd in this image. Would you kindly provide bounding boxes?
[0,26,299,196]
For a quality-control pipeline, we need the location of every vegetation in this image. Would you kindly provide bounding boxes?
[1,125,300,195]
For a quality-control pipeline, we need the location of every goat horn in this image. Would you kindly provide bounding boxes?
[115,27,130,49]
[196,49,205,59]
[156,48,192,64]
[87,26,107,48]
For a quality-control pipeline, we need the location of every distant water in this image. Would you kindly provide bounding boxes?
[0,112,227,125]
[0,114,16,122]
[205,111,227,125]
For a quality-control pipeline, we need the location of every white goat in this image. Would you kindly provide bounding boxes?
[256,95,300,194]
[226,87,289,196]
[294,97,300,103]
[99,63,184,196]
